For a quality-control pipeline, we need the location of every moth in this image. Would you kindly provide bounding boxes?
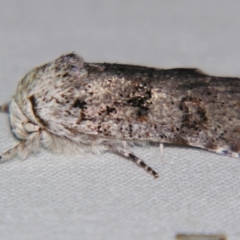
[1,53,240,178]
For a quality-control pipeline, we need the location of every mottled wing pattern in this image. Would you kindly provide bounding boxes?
[55,62,240,158]
[1,53,240,178]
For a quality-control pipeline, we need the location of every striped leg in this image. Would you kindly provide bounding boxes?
[108,144,159,178]
[128,153,159,178]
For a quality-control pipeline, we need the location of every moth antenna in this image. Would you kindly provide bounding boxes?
[0,103,10,113]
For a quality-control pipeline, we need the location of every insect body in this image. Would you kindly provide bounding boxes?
[1,53,240,178]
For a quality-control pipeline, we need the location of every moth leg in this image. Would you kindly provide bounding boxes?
[108,145,159,178]
[0,132,40,163]
[0,142,24,162]
[0,103,10,113]
[159,143,164,156]
[122,141,128,149]
[127,152,159,178]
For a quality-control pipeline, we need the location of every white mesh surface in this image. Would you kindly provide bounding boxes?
[0,1,240,240]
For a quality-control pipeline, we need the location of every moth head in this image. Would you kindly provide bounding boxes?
[9,52,89,140]
[8,99,40,140]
